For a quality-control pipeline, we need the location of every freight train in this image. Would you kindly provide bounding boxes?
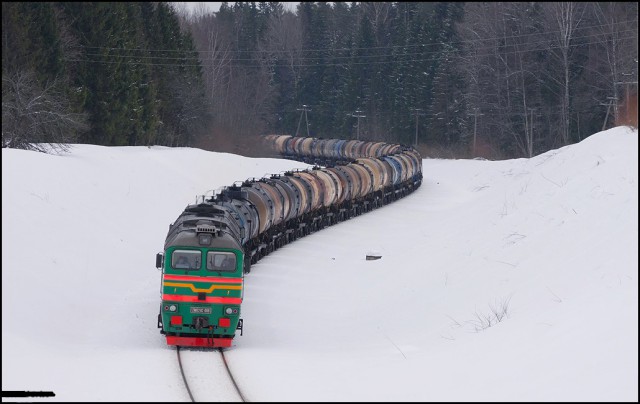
[155,135,423,347]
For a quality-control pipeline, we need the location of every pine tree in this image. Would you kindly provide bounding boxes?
[426,2,467,149]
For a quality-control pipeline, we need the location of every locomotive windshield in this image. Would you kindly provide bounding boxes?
[207,251,237,272]
[172,250,201,270]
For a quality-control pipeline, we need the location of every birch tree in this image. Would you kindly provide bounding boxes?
[542,2,587,145]
[590,2,638,126]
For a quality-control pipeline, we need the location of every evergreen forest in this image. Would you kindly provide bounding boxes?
[2,2,637,158]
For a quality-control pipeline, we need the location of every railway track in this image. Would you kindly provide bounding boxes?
[176,346,246,402]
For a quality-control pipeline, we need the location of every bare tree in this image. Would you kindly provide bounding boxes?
[362,2,392,44]
[2,71,88,153]
[263,9,303,92]
[456,2,544,157]
[590,2,638,125]
[204,25,232,104]
[543,2,588,145]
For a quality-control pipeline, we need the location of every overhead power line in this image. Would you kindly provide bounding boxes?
[62,33,638,68]
[70,18,637,55]
[71,27,639,63]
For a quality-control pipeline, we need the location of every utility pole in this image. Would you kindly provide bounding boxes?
[616,79,638,124]
[295,105,311,137]
[600,97,617,131]
[350,110,366,140]
[528,108,535,158]
[411,108,426,147]
[468,108,484,157]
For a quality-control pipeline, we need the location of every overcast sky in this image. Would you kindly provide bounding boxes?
[2,126,638,401]
[173,2,299,15]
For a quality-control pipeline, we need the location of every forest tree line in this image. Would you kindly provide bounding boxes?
[2,2,637,158]
[2,2,208,153]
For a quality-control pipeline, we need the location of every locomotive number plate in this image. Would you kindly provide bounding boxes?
[190,307,212,314]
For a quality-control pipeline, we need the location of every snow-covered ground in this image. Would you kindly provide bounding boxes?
[2,126,637,401]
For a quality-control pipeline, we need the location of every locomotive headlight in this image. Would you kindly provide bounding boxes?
[169,304,178,312]
[224,306,239,315]
[198,233,212,246]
